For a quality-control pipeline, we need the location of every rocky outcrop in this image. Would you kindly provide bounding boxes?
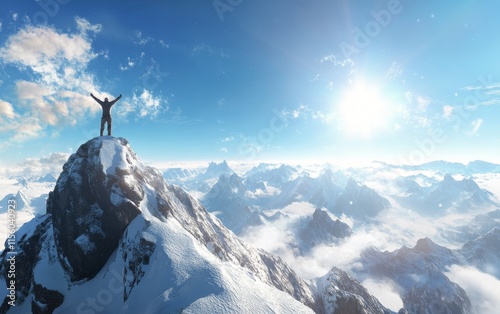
[47,137,143,281]
[317,267,391,314]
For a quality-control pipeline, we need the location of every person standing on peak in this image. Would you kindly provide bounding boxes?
[90,93,122,136]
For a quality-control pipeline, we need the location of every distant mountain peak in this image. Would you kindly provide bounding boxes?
[414,237,437,253]
[442,173,455,182]
[333,177,390,219]
[198,160,234,180]
[298,208,352,249]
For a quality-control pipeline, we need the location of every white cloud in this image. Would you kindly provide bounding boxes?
[243,200,442,282]
[386,61,403,79]
[75,16,102,34]
[417,95,431,111]
[312,110,334,125]
[137,89,162,118]
[192,43,215,55]
[0,100,16,120]
[320,54,354,67]
[280,105,336,126]
[119,56,136,71]
[115,100,135,119]
[460,79,500,106]
[0,18,102,142]
[0,152,69,177]
[0,25,96,76]
[242,217,297,260]
[129,89,167,119]
[134,30,152,45]
[362,278,404,311]
[443,105,454,119]
[0,116,45,142]
[159,39,169,48]
[281,105,314,120]
[237,134,266,159]
[445,265,500,314]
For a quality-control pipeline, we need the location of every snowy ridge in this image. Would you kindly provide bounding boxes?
[317,267,390,314]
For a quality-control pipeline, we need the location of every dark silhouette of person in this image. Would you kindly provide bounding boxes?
[90,93,122,136]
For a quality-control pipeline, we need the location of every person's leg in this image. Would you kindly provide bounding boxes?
[100,117,105,136]
[108,117,112,136]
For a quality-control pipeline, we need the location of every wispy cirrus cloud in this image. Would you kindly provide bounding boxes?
[460,78,500,106]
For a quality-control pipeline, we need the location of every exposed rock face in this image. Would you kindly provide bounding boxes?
[32,284,64,314]
[47,137,143,281]
[0,216,52,313]
[317,267,391,314]
[299,208,352,249]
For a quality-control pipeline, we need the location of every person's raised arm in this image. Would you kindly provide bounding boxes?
[110,94,122,105]
[90,93,103,105]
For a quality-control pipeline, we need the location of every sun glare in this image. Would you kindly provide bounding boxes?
[337,81,391,138]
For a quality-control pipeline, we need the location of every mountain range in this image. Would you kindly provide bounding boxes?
[393,174,496,215]
[0,137,392,313]
[1,143,500,313]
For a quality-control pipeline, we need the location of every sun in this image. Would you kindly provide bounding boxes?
[337,81,391,138]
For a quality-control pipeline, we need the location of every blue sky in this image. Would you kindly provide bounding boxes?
[1,0,500,170]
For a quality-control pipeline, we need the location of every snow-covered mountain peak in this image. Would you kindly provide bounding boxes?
[244,163,298,189]
[207,172,247,198]
[36,173,58,183]
[1,137,319,313]
[317,267,390,314]
[47,136,151,281]
[318,168,348,188]
[333,177,391,219]
[442,173,455,183]
[298,208,352,250]
[346,176,358,188]
[203,160,233,177]
[413,237,440,254]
